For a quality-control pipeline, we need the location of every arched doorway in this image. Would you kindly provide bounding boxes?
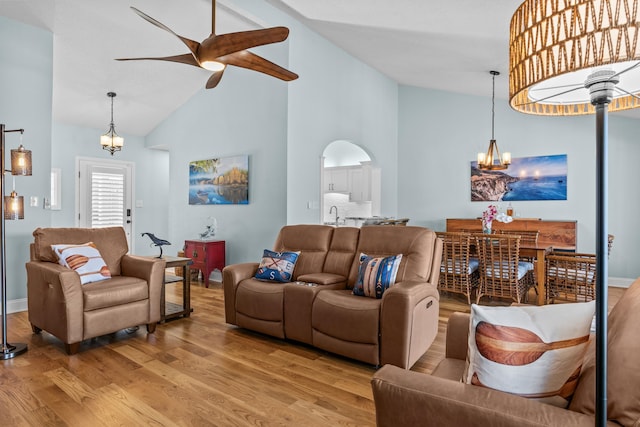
[321,140,381,226]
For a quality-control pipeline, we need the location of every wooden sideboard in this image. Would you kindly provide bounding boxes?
[446,218,577,251]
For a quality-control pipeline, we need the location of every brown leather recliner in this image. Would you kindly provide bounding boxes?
[371,277,640,427]
[26,227,166,354]
[223,224,443,368]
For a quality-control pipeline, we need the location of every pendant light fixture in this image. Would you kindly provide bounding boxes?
[100,92,124,156]
[509,1,640,424]
[477,71,511,170]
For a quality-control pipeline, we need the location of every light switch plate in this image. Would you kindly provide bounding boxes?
[30,196,38,207]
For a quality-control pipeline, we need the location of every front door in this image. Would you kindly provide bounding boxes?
[77,157,134,251]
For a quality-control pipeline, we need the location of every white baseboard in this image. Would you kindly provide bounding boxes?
[0,298,28,314]
[608,277,636,288]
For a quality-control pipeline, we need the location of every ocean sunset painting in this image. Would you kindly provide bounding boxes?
[470,154,567,202]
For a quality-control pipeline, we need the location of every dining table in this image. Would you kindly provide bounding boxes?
[519,242,553,305]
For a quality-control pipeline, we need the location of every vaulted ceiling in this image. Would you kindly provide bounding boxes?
[1,0,636,136]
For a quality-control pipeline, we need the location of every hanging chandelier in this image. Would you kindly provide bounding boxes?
[100,92,124,156]
[477,71,511,171]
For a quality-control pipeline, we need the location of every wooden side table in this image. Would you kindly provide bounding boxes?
[158,256,194,322]
[183,240,226,288]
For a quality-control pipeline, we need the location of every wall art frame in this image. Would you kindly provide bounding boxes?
[471,154,567,202]
[189,155,249,205]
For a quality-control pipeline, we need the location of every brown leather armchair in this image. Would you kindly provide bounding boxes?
[26,227,166,354]
[371,277,640,426]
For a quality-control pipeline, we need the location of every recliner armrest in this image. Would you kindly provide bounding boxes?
[445,311,470,360]
[371,364,600,427]
[120,255,166,323]
[26,260,84,344]
[222,262,259,325]
[379,280,440,368]
[121,254,165,283]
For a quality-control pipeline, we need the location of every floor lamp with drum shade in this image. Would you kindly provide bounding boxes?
[509,1,640,424]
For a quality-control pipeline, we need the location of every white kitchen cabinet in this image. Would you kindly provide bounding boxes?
[349,163,380,203]
[324,164,379,203]
[349,168,368,202]
[324,167,349,193]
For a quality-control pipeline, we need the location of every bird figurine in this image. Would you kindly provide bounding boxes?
[141,232,171,258]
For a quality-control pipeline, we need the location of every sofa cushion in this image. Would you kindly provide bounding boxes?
[33,227,128,276]
[52,242,111,285]
[312,289,381,344]
[322,227,360,277]
[82,276,149,311]
[236,278,286,321]
[353,253,402,298]
[254,249,300,282]
[569,278,640,426]
[272,225,334,278]
[296,273,346,286]
[464,301,595,408]
[349,226,436,288]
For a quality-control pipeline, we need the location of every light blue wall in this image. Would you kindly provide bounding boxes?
[398,85,640,278]
[144,0,399,264]
[51,122,169,257]
[145,47,289,264]
[0,17,53,300]
[285,19,399,224]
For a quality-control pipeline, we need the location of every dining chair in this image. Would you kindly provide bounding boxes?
[475,234,534,304]
[496,229,539,246]
[496,229,540,299]
[545,252,597,303]
[436,232,479,304]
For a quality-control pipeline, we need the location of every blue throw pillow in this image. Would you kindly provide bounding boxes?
[353,253,403,298]
[254,249,300,282]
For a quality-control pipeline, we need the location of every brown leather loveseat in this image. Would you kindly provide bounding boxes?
[371,277,640,426]
[223,224,443,368]
[26,227,166,354]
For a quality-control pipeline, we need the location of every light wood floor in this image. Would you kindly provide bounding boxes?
[1,279,626,426]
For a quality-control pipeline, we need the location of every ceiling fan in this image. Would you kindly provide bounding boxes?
[117,0,299,89]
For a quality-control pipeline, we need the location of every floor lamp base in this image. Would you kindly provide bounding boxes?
[1,342,28,360]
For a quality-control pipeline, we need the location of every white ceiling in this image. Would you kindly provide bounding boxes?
[2,0,637,137]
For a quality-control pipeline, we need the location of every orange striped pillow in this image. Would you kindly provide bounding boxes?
[51,242,111,285]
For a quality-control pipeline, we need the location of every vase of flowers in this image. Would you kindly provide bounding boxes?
[482,204,497,234]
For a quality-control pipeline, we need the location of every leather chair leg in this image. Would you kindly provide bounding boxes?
[146,322,157,333]
[65,342,80,355]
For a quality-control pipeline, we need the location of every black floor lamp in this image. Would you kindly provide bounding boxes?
[508,1,640,425]
[1,124,32,360]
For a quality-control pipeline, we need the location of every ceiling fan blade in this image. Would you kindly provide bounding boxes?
[206,70,226,89]
[116,53,200,68]
[219,50,298,81]
[202,27,290,59]
[130,7,200,57]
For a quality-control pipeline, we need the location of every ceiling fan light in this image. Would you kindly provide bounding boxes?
[201,60,225,72]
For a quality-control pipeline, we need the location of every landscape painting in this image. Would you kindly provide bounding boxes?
[471,154,567,202]
[189,155,249,205]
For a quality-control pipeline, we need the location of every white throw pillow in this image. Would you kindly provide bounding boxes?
[464,301,595,408]
[51,242,111,285]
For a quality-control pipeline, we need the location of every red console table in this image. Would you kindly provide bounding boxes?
[183,240,226,288]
